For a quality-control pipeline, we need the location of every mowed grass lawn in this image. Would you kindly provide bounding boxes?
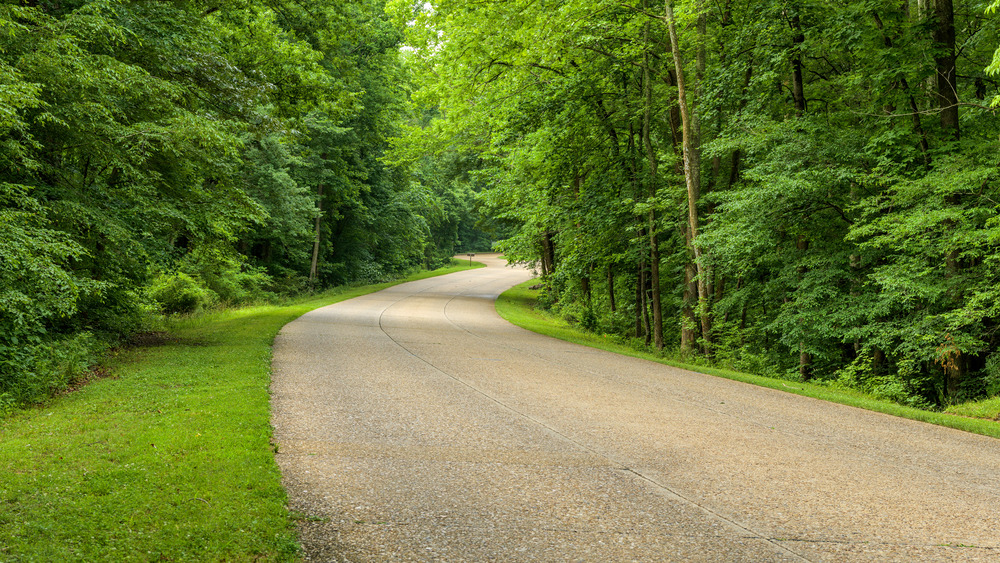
[0,261,481,562]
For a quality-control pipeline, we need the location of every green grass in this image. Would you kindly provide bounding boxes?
[945,396,1000,420]
[0,260,481,562]
[496,280,1000,440]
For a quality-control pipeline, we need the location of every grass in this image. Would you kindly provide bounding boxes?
[496,280,1000,440]
[945,396,1000,420]
[0,260,482,562]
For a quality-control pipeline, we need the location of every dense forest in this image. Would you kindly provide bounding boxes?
[3,0,1000,413]
[398,0,1000,408]
[0,0,493,412]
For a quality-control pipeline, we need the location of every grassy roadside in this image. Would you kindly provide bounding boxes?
[0,260,483,562]
[496,280,1000,440]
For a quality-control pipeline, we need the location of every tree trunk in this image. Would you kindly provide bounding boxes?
[933,0,959,139]
[635,263,645,338]
[540,238,551,276]
[607,264,617,313]
[943,244,964,398]
[789,11,807,116]
[873,347,886,374]
[640,260,651,344]
[648,222,663,350]
[873,9,931,163]
[642,19,664,350]
[644,269,653,346]
[542,231,556,276]
[666,0,712,355]
[797,235,812,381]
[681,258,698,353]
[799,347,812,381]
[309,184,324,287]
[945,348,965,399]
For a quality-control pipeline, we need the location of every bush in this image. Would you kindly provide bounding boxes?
[580,306,597,332]
[833,353,935,409]
[0,184,103,413]
[180,245,272,305]
[149,272,217,315]
[986,353,1000,397]
[353,261,388,284]
[0,333,98,414]
[596,309,632,337]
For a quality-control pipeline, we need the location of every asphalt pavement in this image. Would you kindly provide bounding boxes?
[271,254,1000,562]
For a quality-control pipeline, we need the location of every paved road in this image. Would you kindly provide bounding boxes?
[271,255,1000,562]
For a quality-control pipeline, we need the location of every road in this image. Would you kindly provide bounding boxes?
[271,254,1000,562]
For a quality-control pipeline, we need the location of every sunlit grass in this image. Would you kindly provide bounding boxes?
[946,396,1000,421]
[0,260,481,561]
[496,280,1000,440]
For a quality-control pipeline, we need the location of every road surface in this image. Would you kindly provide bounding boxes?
[271,254,1000,561]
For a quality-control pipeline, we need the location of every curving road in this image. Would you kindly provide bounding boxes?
[271,255,1000,562]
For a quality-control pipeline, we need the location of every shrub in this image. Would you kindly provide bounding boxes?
[180,245,272,305]
[149,272,217,315]
[0,183,101,412]
[985,353,1000,397]
[0,333,98,414]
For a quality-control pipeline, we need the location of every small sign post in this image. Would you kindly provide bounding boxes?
[467,253,475,266]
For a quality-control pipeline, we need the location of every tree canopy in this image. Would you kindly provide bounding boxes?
[0,0,493,411]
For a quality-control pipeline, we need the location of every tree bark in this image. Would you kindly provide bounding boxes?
[797,235,812,381]
[933,0,962,396]
[643,17,664,350]
[309,183,324,287]
[542,231,556,276]
[635,262,645,338]
[640,260,651,344]
[933,0,959,139]
[648,222,663,349]
[872,9,931,163]
[789,11,807,116]
[607,264,617,313]
[540,238,551,276]
[944,346,965,399]
[666,0,712,354]
[681,256,698,353]
[943,244,964,398]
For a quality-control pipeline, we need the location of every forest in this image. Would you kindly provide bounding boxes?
[2,0,1000,413]
[398,0,1000,409]
[0,0,492,412]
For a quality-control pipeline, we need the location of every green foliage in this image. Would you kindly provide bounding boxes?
[180,244,272,305]
[833,353,935,410]
[1,0,468,408]
[5,0,1000,418]
[0,184,100,408]
[986,0,1000,105]
[845,145,1000,403]
[986,353,1000,397]
[149,272,217,315]
[401,0,1000,409]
